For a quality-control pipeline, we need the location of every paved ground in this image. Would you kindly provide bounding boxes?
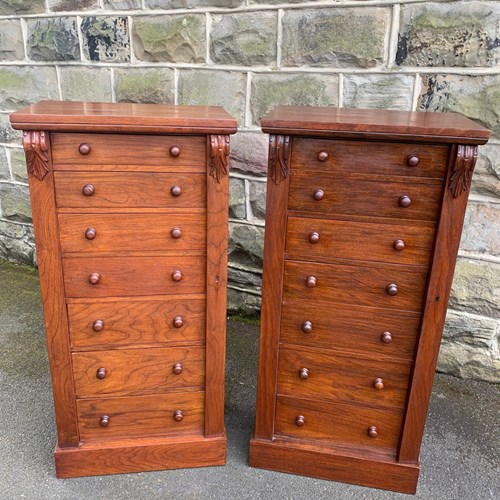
[0,259,499,500]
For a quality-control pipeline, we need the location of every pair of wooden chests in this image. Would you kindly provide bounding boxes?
[10,101,490,494]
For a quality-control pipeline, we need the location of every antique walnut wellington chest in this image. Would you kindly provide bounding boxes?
[10,101,236,478]
[249,106,490,493]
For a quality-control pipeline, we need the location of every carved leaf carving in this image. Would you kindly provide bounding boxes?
[23,131,49,181]
[269,135,290,185]
[449,144,478,198]
[209,135,230,182]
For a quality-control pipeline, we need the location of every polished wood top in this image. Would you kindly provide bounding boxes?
[10,100,237,134]
[261,106,490,144]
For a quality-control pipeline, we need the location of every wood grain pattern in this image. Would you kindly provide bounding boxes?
[279,301,420,360]
[68,298,206,349]
[62,255,205,298]
[289,172,443,221]
[275,396,404,452]
[277,346,411,410]
[58,213,206,254]
[286,216,435,266]
[77,392,205,442]
[51,133,206,166]
[291,138,449,178]
[54,172,206,208]
[72,346,205,397]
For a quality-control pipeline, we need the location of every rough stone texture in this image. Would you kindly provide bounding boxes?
[230,132,268,177]
[249,180,266,220]
[104,0,141,9]
[27,17,80,62]
[60,67,113,102]
[251,73,338,125]
[146,0,243,8]
[419,74,500,139]
[0,184,32,224]
[450,258,500,319]
[9,149,27,183]
[0,67,59,112]
[49,0,98,11]
[228,222,264,268]
[210,12,277,66]
[229,177,246,220]
[81,16,130,63]
[178,70,246,125]
[114,68,174,104]
[0,0,45,14]
[0,221,35,266]
[0,114,22,144]
[282,8,389,68]
[133,15,205,63]
[461,203,500,257]
[0,20,24,62]
[397,2,500,67]
[227,286,261,315]
[0,148,9,180]
[343,74,415,111]
[474,144,500,198]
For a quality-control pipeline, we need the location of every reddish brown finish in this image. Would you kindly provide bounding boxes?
[11,101,235,477]
[250,106,489,493]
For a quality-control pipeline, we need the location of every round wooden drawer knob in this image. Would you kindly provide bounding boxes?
[317,151,329,162]
[374,378,385,390]
[173,363,183,375]
[295,415,305,427]
[169,145,181,157]
[171,227,182,239]
[89,272,101,285]
[381,331,393,343]
[92,319,104,332]
[78,143,91,155]
[100,415,110,427]
[171,270,183,282]
[171,185,182,197]
[313,189,324,201]
[393,239,405,251]
[85,227,97,240]
[386,283,398,296]
[173,316,184,328]
[82,184,95,196]
[96,367,107,379]
[407,155,420,167]
[306,276,317,288]
[299,367,309,380]
[309,232,320,244]
[173,410,184,422]
[368,426,378,438]
[399,195,411,208]
[302,320,312,334]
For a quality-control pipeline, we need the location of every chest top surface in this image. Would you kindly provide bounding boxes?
[261,106,490,144]
[10,100,237,135]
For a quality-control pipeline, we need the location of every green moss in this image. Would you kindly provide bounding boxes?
[0,70,31,90]
[411,10,480,32]
[229,313,260,325]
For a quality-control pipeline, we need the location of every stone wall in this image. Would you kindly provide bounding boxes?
[0,0,498,382]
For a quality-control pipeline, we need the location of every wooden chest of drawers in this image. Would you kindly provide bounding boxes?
[249,106,490,493]
[10,101,236,478]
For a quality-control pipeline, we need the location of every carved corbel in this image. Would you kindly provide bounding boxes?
[449,144,478,198]
[269,135,290,185]
[209,135,230,182]
[23,131,50,181]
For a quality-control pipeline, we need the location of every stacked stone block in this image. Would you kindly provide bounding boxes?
[0,0,498,382]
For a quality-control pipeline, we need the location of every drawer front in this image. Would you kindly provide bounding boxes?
[292,138,449,179]
[289,173,443,221]
[59,213,206,254]
[54,172,205,209]
[51,133,206,167]
[68,298,206,349]
[280,300,420,360]
[72,346,205,397]
[77,392,204,442]
[286,217,435,267]
[277,346,411,410]
[283,260,428,312]
[63,256,206,298]
[275,396,403,452]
